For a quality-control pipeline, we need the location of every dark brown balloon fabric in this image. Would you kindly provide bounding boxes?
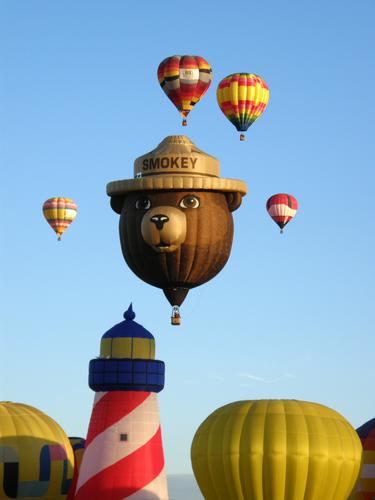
[113,190,240,305]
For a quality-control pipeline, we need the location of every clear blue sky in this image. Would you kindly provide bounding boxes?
[1,0,374,478]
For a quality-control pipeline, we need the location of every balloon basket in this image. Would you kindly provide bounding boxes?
[182,119,187,126]
[240,134,245,141]
[171,306,181,326]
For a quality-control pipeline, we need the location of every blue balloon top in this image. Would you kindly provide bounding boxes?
[357,418,375,439]
[124,303,136,321]
[102,304,154,340]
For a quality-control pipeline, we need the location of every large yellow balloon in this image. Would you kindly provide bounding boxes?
[191,400,362,500]
[0,402,74,499]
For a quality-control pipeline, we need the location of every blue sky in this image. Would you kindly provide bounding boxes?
[1,0,374,482]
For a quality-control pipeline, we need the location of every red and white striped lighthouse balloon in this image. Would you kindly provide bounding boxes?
[266,193,298,233]
[74,305,168,500]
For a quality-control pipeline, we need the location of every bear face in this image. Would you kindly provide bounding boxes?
[112,190,242,295]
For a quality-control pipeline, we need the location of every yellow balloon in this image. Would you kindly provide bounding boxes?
[0,402,74,499]
[191,400,362,500]
[42,197,77,241]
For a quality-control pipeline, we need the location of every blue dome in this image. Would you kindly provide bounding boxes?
[102,304,154,340]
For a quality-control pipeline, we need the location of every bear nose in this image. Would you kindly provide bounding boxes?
[150,214,169,230]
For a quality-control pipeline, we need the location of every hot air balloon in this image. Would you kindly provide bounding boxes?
[216,73,269,140]
[350,418,375,499]
[266,193,298,233]
[0,402,74,499]
[43,197,77,241]
[157,55,212,126]
[191,399,362,500]
[67,437,85,500]
[107,136,247,324]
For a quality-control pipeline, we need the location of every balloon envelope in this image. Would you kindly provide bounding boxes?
[43,197,77,240]
[107,136,247,314]
[266,193,298,231]
[191,399,362,500]
[216,73,269,138]
[67,437,85,500]
[350,418,375,499]
[0,402,74,499]
[157,55,212,124]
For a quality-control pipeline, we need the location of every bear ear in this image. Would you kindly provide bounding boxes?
[110,196,125,214]
[225,192,243,212]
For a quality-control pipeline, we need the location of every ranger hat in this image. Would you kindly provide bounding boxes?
[106,136,248,197]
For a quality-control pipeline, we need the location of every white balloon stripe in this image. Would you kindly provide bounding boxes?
[76,393,160,491]
[361,463,375,478]
[93,391,107,407]
[124,467,168,500]
[268,204,297,217]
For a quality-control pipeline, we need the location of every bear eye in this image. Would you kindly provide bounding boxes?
[135,198,151,210]
[180,195,200,209]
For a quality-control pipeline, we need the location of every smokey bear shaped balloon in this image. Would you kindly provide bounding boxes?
[107,136,247,320]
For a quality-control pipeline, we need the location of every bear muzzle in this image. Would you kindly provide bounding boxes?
[141,206,187,253]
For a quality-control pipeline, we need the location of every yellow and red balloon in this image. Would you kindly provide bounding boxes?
[43,197,77,240]
[216,73,269,140]
[157,55,212,126]
[216,72,269,140]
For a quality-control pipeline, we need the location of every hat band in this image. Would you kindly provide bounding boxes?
[107,175,247,196]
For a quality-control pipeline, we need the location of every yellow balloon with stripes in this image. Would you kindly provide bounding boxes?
[191,399,362,500]
[42,197,77,241]
[216,73,269,140]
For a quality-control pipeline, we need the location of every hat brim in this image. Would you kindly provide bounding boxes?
[107,175,247,197]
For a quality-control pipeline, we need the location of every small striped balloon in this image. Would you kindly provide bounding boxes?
[158,55,212,125]
[216,73,269,140]
[43,197,77,241]
[266,193,298,233]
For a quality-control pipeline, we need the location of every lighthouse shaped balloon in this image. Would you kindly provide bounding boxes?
[157,55,212,126]
[74,305,168,500]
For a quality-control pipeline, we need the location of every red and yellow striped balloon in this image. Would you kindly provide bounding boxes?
[43,197,77,241]
[266,193,298,233]
[216,73,269,140]
[157,55,212,126]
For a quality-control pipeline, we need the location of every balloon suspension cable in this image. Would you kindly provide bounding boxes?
[171,305,181,326]
[182,119,187,126]
[240,134,245,141]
